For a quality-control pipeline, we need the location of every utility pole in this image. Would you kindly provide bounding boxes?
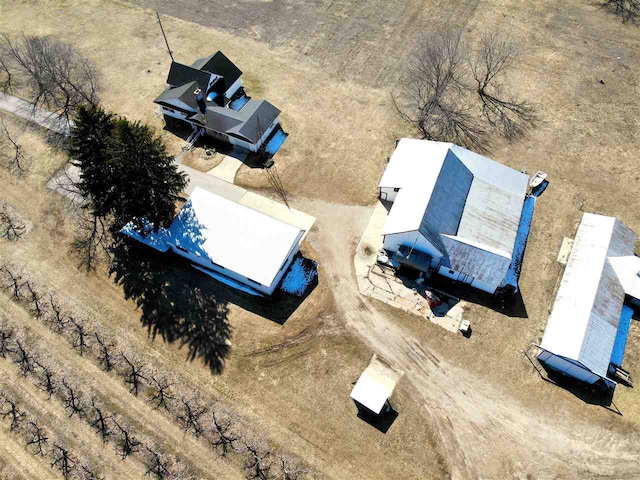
[156,11,174,62]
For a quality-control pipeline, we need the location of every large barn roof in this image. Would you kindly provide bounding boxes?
[381,139,528,258]
[168,187,303,287]
[540,213,639,378]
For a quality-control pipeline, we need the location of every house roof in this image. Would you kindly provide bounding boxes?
[540,213,639,378]
[154,81,199,112]
[381,138,528,260]
[188,99,280,143]
[167,187,303,288]
[350,355,404,414]
[191,51,242,92]
[166,61,212,91]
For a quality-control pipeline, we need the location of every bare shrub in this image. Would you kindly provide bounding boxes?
[120,351,147,396]
[276,455,308,480]
[33,358,57,398]
[210,408,240,456]
[144,446,172,479]
[0,320,15,358]
[68,316,91,356]
[12,337,37,377]
[243,437,273,480]
[88,398,112,443]
[60,378,86,418]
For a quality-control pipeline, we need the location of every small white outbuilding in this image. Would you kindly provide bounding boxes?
[538,213,640,386]
[378,139,530,294]
[350,354,404,415]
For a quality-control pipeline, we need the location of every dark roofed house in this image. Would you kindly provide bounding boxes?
[154,51,287,154]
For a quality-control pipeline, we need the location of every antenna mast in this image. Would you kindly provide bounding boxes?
[156,11,174,62]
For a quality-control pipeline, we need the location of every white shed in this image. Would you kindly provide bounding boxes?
[378,139,530,294]
[350,354,404,414]
[538,213,640,385]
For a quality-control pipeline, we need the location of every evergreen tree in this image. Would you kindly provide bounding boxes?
[70,105,186,233]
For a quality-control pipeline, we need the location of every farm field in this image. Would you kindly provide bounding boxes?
[1,0,640,479]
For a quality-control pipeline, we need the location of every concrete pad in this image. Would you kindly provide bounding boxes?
[206,150,248,183]
[557,237,574,266]
[239,191,316,240]
[47,164,83,203]
[354,201,387,279]
[179,164,247,201]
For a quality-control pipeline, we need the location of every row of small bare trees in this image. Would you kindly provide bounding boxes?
[1,392,101,479]
[0,263,308,479]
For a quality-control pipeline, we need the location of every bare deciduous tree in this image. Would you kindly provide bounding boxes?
[93,331,117,372]
[394,29,534,149]
[0,116,30,175]
[243,438,273,480]
[1,266,25,299]
[47,293,68,333]
[148,373,175,411]
[1,397,25,432]
[113,418,141,459]
[51,444,75,480]
[0,34,100,128]
[0,201,27,240]
[60,378,85,418]
[71,209,111,272]
[13,337,37,377]
[470,33,535,139]
[34,359,57,399]
[276,455,308,480]
[600,0,640,22]
[393,30,486,151]
[210,409,239,456]
[25,419,49,456]
[79,462,104,480]
[176,396,207,437]
[68,316,91,356]
[88,398,112,443]
[23,280,46,318]
[120,352,147,396]
[0,321,15,358]
[144,446,171,479]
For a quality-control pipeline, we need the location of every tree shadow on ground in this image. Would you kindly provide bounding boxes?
[425,274,528,319]
[110,238,232,373]
[110,239,317,372]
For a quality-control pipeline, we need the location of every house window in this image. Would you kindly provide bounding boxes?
[164,107,175,113]
[448,269,455,274]
[393,188,400,192]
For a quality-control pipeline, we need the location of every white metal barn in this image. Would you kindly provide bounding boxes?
[378,139,529,294]
[123,187,305,296]
[538,213,640,386]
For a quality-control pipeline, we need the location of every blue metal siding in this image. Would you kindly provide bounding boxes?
[611,305,634,367]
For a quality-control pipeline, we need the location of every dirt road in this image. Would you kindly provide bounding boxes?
[298,197,640,480]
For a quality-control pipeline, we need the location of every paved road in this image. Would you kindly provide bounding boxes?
[0,93,72,136]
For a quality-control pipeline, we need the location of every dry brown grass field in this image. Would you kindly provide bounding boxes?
[1,0,640,479]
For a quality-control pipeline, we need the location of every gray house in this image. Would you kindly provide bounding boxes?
[154,51,285,153]
[379,139,531,294]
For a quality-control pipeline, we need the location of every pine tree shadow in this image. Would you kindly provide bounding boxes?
[109,238,231,373]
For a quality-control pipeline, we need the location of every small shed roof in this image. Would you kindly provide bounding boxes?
[350,355,404,414]
[169,187,304,287]
[540,213,638,378]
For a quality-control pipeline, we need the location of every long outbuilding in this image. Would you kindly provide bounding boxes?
[538,213,640,387]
